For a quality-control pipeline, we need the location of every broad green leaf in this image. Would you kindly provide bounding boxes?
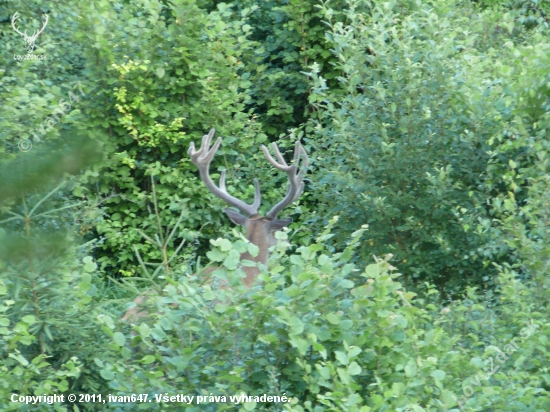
[113,332,126,346]
[405,359,417,377]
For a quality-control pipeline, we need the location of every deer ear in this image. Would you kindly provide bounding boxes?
[224,208,248,226]
[268,218,292,232]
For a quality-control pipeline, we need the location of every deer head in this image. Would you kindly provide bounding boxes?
[12,11,49,53]
[121,129,308,323]
[188,128,308,287]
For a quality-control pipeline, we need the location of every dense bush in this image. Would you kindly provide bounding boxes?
[2,210,549,410]
[1,0,550,410]
[304,0,550,295]
[97,220,549,411]
[0,145,111,410]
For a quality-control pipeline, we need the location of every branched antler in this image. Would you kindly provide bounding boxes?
[188,129,261,217]
[189,129,308,220]
[261,141,308,220]
[11,12,24,37]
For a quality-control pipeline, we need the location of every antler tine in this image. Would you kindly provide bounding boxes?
[291,143,308,201]
[201,129,220,162]
[262,141,308,220]
[261,143,293,172]
[272,143,288,166]
[251,178,261,211]
[189,129,261,217]
[297,144,309,178]
[220,169,227,191]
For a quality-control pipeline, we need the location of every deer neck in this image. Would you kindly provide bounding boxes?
[241,221,271,287]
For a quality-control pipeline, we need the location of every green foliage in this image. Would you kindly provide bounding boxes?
[227,0,345,137]
[477,0,550,30]
[459,23,550,279]
[0,165,111,409]
[61,0,274,276]
[100,220,549,411]
[0,134,102,200]
[2,0,550,410]
[310,2,498,290]
[304,0,548,293]
[64,0,332,277]
[0,0,93,158]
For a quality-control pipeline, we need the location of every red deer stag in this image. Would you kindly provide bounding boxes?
[121,128,308,322]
